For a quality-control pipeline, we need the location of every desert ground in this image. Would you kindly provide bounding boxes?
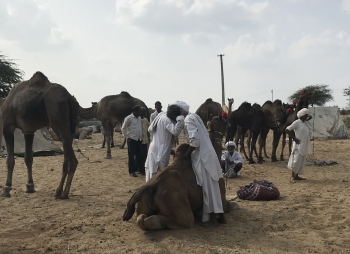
[1,131,350,254]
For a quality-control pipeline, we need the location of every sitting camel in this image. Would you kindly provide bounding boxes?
[123,143,230,230]
[1,72,80,198]
[79,92,149,159]
[196,98,223,127]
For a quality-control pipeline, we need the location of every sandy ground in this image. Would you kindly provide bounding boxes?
[1,131,350,254]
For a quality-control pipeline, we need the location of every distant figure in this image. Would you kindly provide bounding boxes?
[150,101,162,123]
[286,108,312,181]
[121,105,145,177]
[221,141,244,178]
[140,107,150,171]
[145,104,184,182]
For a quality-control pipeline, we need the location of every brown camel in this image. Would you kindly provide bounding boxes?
[196,98,223,126]
[222,98,234,115]
[0,98,5,153]
[79,92,149,159]
[123,143,230,230]
[226,102,281,164]
[1,72,79,199]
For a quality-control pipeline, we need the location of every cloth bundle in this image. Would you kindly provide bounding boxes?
[237,180,280,201]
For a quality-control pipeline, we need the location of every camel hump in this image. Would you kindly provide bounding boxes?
[272,99,282,106]
[252,103,261,109]
[205,98,213,103]
[29,71,51,87]
[238,102,251,110]
[120,91,131,97]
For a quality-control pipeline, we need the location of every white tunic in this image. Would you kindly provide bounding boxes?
[150,110,162,123]
[286,119,312,174]
[221,151,244,177]
[145,113,184,181]
[184,113,223,222]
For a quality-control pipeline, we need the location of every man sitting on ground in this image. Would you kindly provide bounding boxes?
[221,141,244,178]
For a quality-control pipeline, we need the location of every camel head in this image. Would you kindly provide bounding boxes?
[227,98,234,106]
[174,144,191,159]
[208,114,227,138]
[298,90,316,108]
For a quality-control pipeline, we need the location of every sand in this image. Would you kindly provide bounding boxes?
[1,132,350,254]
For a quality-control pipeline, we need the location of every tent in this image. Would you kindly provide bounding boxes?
[305,106,349,139]
[0,128,62,156]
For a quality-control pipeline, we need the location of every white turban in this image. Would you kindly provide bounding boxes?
[225,141,236,148]
[297,108,310,119]
[175,101,190,113]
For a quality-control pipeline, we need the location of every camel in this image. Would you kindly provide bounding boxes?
[222,98,234,115]
[196,98,223,127]
[1,72,80,199]
[79,92,149,159]
[226,102,282,164]
[0,98,4,153]
[123,143,230,230]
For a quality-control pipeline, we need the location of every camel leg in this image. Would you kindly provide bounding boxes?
[110,128,115,148]
[218,178,230,213]
[240,129,249,160]
[271,130,282,162]
[263,130,270,158]
[137,214,191,230]
[249,132,258,164]
[24,134,36,193]
[56,136,78,199]
[120,138,126,149]
[1,132,15,197]
[104,122,112,159]
[280,131,287,161]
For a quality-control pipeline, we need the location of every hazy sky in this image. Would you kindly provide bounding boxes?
[1,0,350,111]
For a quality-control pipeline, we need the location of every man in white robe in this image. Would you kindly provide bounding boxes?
[221,141,244,178]
[175,101,224,226]
[286,108,312,181]
[145,104,184,182]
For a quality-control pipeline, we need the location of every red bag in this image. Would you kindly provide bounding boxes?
[237,180,280,201]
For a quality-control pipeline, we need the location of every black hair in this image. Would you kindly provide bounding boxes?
[167,104,181,119]
[155,101,162,106]
[132,105,141,112]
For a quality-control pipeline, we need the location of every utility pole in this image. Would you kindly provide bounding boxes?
[271,89,273,101]
[217,54,225,105]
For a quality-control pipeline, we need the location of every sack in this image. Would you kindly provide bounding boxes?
[237,180,280,201]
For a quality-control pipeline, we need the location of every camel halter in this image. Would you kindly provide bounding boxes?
[208,129,224,145]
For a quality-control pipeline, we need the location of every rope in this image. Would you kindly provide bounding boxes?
[74,141,90,161]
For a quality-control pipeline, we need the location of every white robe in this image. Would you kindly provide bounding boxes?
[184,113,223,222]
[286,119,312,174]
[221,151,244,178]
[145,113,184,182]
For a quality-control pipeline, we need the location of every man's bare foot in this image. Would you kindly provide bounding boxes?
[294,176,306,180]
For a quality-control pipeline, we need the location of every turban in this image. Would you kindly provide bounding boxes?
[297,108,310,119]
[222,112,228,118]
[225,141,236,149]
[175,101,190,113]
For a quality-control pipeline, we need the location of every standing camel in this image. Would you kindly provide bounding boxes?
[79,92,149,159]
[226,102,281,164]
[196,98,223,127]
[1,72,79,199]
[0,98,5,153]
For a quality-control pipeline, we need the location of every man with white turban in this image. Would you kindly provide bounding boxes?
[145,104,184,182]
[221,141,244,178]
[176,101,225,227]
[286,108,312,181]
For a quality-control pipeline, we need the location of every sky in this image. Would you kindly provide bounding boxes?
[1,0,350,112]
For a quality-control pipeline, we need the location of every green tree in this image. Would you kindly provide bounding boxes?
[0,53,24,98]
[343,86,350,97]
[288,84,333,106]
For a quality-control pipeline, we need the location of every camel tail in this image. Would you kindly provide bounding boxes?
[122,184,158,221]
[68,96,80,134]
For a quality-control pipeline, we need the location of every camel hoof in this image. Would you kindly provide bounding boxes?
[55,195,69,200]
[271,157,278,162]
[1,186,12,197]
[280,157,285,161]
[111,143,115,148]
[120,146,125,149]
[26,183,36,193]
[248,160,255,164]
[105,154,112,159]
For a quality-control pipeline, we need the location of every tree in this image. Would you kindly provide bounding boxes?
[288,84,333,106]
[0,53,24,98]
[343,86,350,109]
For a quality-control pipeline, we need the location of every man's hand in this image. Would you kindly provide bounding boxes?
[293,137,301,144]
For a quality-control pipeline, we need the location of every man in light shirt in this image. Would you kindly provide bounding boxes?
[150,101,162,123]
[121,105,145,177]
